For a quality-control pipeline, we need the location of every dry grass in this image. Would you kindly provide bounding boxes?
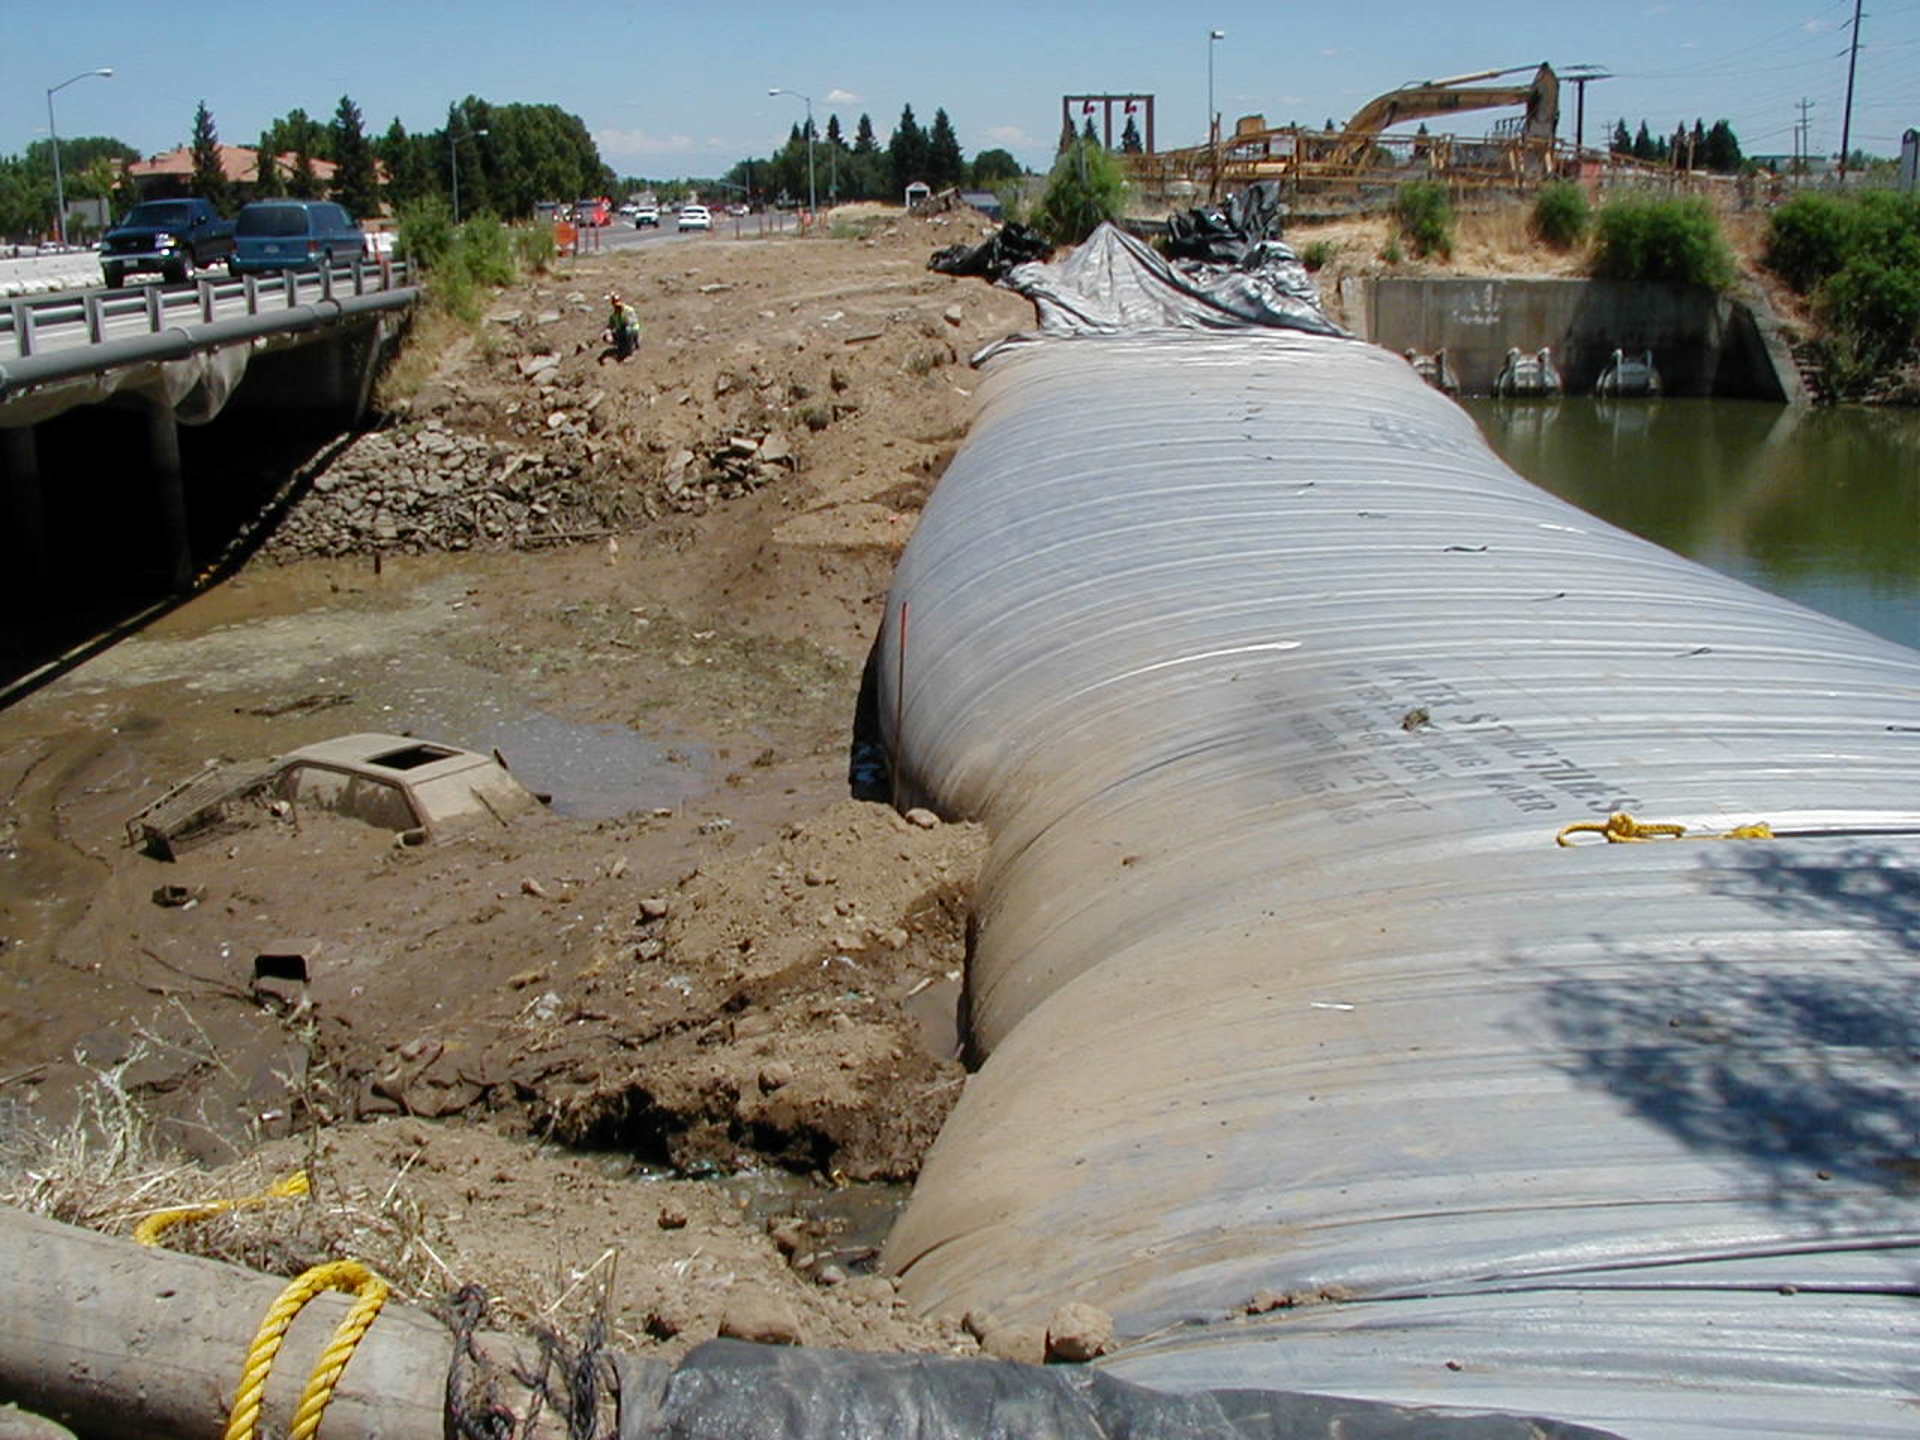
[373,305,480,412]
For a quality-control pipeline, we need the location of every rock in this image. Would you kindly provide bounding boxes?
[0,1403,80,1440]
[758,1060,795,1092]
[767,1218,807,1256]
[520,877,550,898]
[486,309,524,325]
[1045,1302,1115,1362]
[639,896,671,920]
[518,354,560,378]
[657,1203,689,1230]
[962,1307,999,1341]
[506,967,548,990]
[757,432,793,465]
[814,1263,847,1287]
[943,304,964,326]
[719,1289,804,1346]
[904,808,940,829]
[844,1275,896,1307]
[981,1323,1047,1364]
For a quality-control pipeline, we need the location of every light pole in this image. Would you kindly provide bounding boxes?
[1208,30,1225,193]
[449,123,489,224]
[47,66,113,247]
[768,88,816,216]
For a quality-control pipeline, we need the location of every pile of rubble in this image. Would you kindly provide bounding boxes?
[258,412,802,562]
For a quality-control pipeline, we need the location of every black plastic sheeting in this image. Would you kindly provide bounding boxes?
[1163,180,1290,264]
[927,222,1052,281]
[613,1341,1626,1440]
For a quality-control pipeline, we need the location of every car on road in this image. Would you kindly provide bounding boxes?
[676,205,712,232]
[99,198,236,287]
[633,205,660,228]
[231,201,367,276]
[573,198,612,227]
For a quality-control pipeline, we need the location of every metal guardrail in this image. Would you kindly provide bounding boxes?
[1,258,415,361]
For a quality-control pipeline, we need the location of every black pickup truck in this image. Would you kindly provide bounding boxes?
[99,198,237,287]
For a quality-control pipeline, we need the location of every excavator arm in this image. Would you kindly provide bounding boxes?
[1333,63,1558,165]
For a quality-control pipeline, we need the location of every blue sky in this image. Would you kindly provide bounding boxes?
[11,0,1918,178]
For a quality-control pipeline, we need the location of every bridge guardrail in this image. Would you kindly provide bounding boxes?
[2,258,415,360]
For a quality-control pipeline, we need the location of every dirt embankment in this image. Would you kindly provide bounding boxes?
[0,208,1032,1357]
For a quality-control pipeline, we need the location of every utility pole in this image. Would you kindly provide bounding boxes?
[1796,98,1816,176]
[1838,0,1864,182]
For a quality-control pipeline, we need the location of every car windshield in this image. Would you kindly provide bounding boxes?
[237,207,311,237]
[123,202,194,228]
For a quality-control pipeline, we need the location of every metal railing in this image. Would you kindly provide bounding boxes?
[2,257,414,360]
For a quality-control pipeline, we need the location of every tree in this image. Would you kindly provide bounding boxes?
[254,130,284,197]
[927,108,965,188]
[330,95,380,219]
[189,101,229,210]
[381,118,427,209]
[970,148,1023,186]
[889,104,928,193]
[1632,121,1655,161]
[826,114,844,150]
[1121,115,1143,154]
[1081,116,1098,145]
[1058,114,1077,154]
[277,109,323,198]
[1611,119,1632,155]
[1705,119,1742,174]
[1036,137,1127,244]
[854,114,877,154]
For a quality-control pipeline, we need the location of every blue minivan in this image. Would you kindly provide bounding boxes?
[231,201,367,275]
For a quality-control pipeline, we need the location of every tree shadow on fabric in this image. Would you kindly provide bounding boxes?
[1532,842,1920,1226]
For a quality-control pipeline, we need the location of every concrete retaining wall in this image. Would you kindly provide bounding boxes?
[1340,276,1804,402]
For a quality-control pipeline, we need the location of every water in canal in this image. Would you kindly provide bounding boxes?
[1464,399,1920,654]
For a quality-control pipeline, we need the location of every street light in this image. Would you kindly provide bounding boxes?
[1207,30,1225,196]
[768,88,816,216]
[47,66,113,247]
[450,123,489,224]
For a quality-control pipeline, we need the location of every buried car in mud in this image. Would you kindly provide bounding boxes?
[126,733,547,859]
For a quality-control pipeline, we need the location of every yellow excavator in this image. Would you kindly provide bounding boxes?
[1330,62,1559,166]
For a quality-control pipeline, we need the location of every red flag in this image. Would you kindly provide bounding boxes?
[1125,100,1137,113]
[1083,101,1095,114]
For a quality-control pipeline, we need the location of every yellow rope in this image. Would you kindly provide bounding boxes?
[1556,811,1775,847]
[131,1170,389,1440]
[224,1260,390,1440]
[133,1170,311,1246]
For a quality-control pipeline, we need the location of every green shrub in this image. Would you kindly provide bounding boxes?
[1590,196,1734,289]
[1530,181,1590,249]
[511,222,555,274]
[1300,239,1334,271]
[1764,193,1858,292]
[1851,190,1920,271]
[395,197,455,271]
[452,214,515,287]
[1036,139,1128,246]
[1392,181,1453,259]
[1816,255,1920,385]
[1381,235,1404,265]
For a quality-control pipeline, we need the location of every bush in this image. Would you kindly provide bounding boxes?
[1816,255,1920,384]
[510,221,555,275]
[1035,140,1128,246]
[1590,196,1734,289]
[1764,193,1857,292]
[1530,181,1590,249]
[453,214,515,287]
[1300,239,1334,271]
[395,197,455,271]
[1392,181,1453,259]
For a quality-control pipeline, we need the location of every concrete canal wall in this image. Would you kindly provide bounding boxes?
[1340,276,1806,402]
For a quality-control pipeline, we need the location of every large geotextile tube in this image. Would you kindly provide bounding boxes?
[873,328,1920,1438]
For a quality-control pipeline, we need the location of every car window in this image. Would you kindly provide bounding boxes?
[124,201,195,227]
[238,206,311,237]
[325,205,354,229]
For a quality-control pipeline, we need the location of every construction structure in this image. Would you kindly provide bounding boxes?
[1129,62,1570,201]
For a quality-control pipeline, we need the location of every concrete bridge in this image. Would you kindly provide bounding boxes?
[1,262,419,594]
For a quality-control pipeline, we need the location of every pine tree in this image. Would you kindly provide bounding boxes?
[1704,119,1742,174]
[253,130,284,197]
[927,108,964,187]
[889,104,928,192]
[1611,119,1632,155]
[826,114,844,150]
[1058,115,1077,154]
[283,109,321,198]
[1081,116,1098,144]
[189,101,229,210]
[854,114,877,154]
[1632,120,1654,161]
[330,95,380,219]
[1121,115,1143,154]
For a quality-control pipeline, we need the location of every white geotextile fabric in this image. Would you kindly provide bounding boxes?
[874,321,1920,1438]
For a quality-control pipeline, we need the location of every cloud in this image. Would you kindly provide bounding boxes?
[984,124,1034,148]
[595,128,700,158]
[1320,47,1340,57]
[825,88,860,104]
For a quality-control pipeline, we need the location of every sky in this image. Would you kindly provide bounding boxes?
[10,0,1918,181]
